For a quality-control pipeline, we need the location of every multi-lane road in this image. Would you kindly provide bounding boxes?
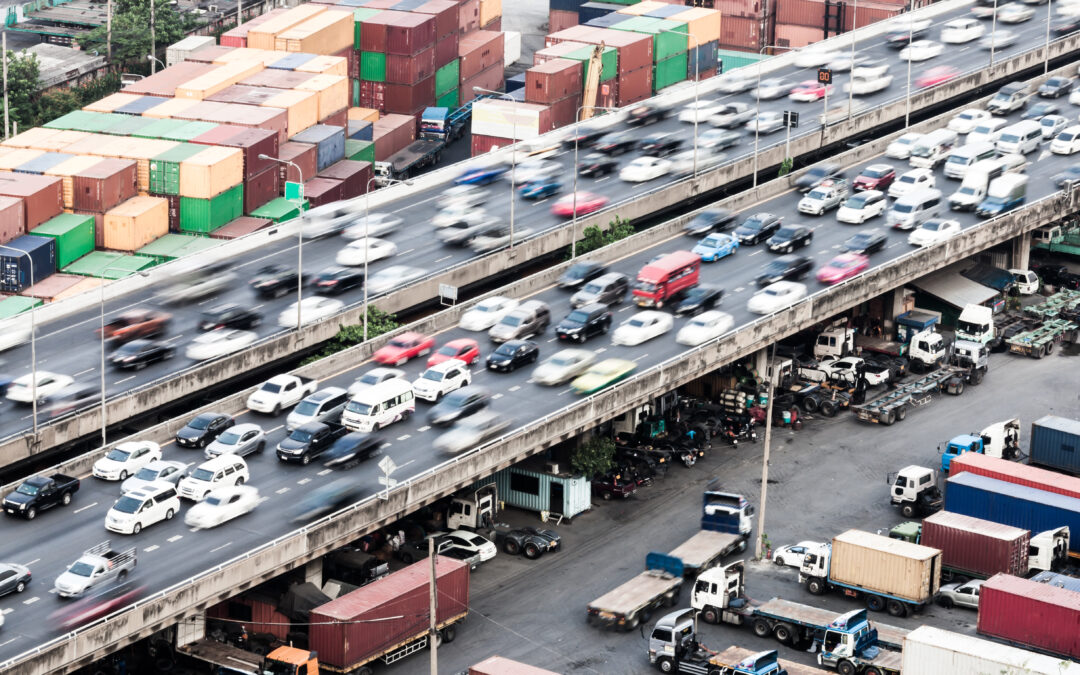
[0,0,1068,445]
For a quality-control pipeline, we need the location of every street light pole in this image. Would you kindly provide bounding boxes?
[754,343,778,560]
[363,176,411,341]
[989,0,1000,67]
[99,265,150,449]
[753,45,795,188]
[147,54,165,73]
[572,104,620,261]
[662,28,700,177]
[474,87,518,252]
[259,154,305,330]
[847,0,858,119]
[0,245,36,433]
[905,14,915,128]
[1046,0,1054,74]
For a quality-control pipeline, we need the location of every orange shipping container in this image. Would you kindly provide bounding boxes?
[247,4,328,50]
[1,127,62,149]
[275,10,353,54]
[0,149,44,170]
[670,7,724,46]
[82,92,143,113]
[179,146,244,199]
[295,55,348,77]
[52,275,103,301]
[175,61,267,100]
[33,130,93,152]
[103,196,169,251]
[264,89,320,138]
[141,97,201,119]
[775,22,825,48]
[479,0,501,26]
[44,155,104,208]
[348,107,380,124]
[296,74,350,120]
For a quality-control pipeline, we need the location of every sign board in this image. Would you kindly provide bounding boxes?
[284,181,304,201]
[783,111,800,129]
[818,68,833,85]
[378,455,397,476]
[439,283,458,306]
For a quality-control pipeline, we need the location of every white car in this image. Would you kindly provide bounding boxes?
[432,411,512,454]
[752,79,790,101]
[845,74,892,95]
[5,371,74,404]
[940,18,985,43]
[459,296,520,331]
[1010,268,1040,295]
[412,359,472,402]
[367,265,425,295]
[888,168,936,198]
[909,218,962,246]
[773,541,827,568]
[716,71,755,93]
[433,204,488,229]
[1041,114,1069,139]
[184,485,260,530]
[443,530,498,561]
[514,159,560,185]
[794,48,840,68]
[885,133,924,159]
[998,3,1034,22]
[619,156,672,182]
[441,184,488,208]
[900,40,944,61]
[93,441,162,481]
[676,310,734,346]
[185,329,257,361]
[968,119,1008,145]
[347,367,405,396]
[277,296,344,329]
[837,190,888,224]
[612,310,674,346]
[678,99,727,123]
[1070,89,1080,106]
[1052,125,1080,154]
[979,29,1018,49]
[747,281,808,314]
[948,108,992,134]
[341,213,403,240]
[120,460,187,494]
[852,59,890,79]
[0,322,30,353]
[746,111,785,134]
[335,237,398,266]
[532,348,596,386]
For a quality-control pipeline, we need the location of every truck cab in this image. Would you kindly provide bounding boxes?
[955,304,994,345]
[889,466,942,518]
[818,609,889,673]
[447,484,497,531]
[701,491,754,535]
[261,646,319,675]
[940,418,1020,471]
[1030,527,1071,573]
[690,559,748,623]
[649,606,790,674]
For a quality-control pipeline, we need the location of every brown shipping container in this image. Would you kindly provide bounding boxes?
[481,17,500,31]
[386,12,437,56]
[372,114,417,160]
[459,0,479,33]
[469,656,560,675]
[435,34,459,70]
[471,133,511,156]
[830,530,941,603]
[548,27,653,74]
[161,194,181,232]
[777,0,828,26]
[709,0,764,17]
[44,155,103,209]
[103,195,168,251]
[222,10,289,49]
[618,66,653,106]
[277,142,318,184]
[308,558,469,671]
[317,159,371,199]
[720,15,764,50]
[460,62,504,104]
[0,174,63,230]
[775,22,824,49]
[322,108,348,128]
[414,0,460,39]
[458,31,504,82]
[19,273,86,302]
[845,2,905,31]
[525,59,583,106]
[186,45,236,64]
[348,49,361,80]
[0,196,25,245]
[385,77,436,116]
[549,94,583,131]
[920,511,1029,580]
[360,80,387,112]
[549,9,580,33]
[244,165,281,214]
[206,593,290,641]
[302,176,344,207]
[361,10,412,53]
[387,47,436,85]
[978,574,1080,659]
[211,216,273,239]
[122,62,215,97]
[72,159,138,214]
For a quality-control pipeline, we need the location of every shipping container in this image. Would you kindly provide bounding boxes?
[277,142,318,183]
[0,174,63,230]
[221,8,290,48]
[317,159,371,199]
[83,92,144,114]
[0,197,25,245]
[719,15,764,51]
[209,128,281,181]
[0,234,56,292]
[62,251,157,279]
[18,273,87,302]
[978,574,1080,660]
[244,166,281,214]
[250,197,305,222]
[297,74,351,121]
[479,0,501,24]
[15,153,75,176]
[387,47,435,85]
[159,194,181,233]
[290,125,346,172]
[471,99,554,140]
[119,62,214,97]
[950,453,1080,501]
[160,121,220,143]
[1031,570,1080,593]
[303,176,344,207]
[435,88,459,108]
[459,0,480,33]
[844,1,906,31]
[360,10,412,52]
[103,196,169,251]
[296,55,349,77]
[435,33,459,69]
[166,35,217,67]
[0,295,42,318]
[359,79,387,112]
[309,558,468,671]
[707,0,766,18]
[617,0,668,16]
[29,213,95,268]
[345,139,376,163]
[551,8,581,32]
[549,26,654,72]
[140,98,202,121]
[617,65,653,105]
[179,146,245,199]
[210,216,273,240]
[100,115,158,138]
[386,12,437,56]
[458,31,505,82]
[413,0,459,38]
[687,41,719,78]
[348,119,373,141]
[241,68,315,91]
[175,61,267,101]
[435,59,460,96]
[43,110,123,134]
[469,656,561,675]
[585,13,626,28]
[946,472,1080,554]
[0,149,45,171]
[247,4,329,50]
[372,114,417,160]
[206,590,293,643]
[180,184,244,233]
[920,511,1029,580]
[776,22,825,49]
[114,95,172,117]
[186,45,239,64]
[1029,415,1080,474]
[829,529,941,603]
[579,2,623,23]
[653,52,689,90]
[459,63,504,105]
[903,625,1080,675]
[385,77,436,116]
[348,107,380,124]
[534,40,587,66]
[149,144,204,196]
[1,127,62,150]
[645,4,691,19]
[564,44,618,83]
[549,94,584,130]
[361,51,387,82]
[471,132,509,156]
[614,17,689,61]
[475,465,591,518]
[525,58,583,105]
[136,233,202,263]
[323,107,348,129]
[669,7,724,45]
[275,10,353,54]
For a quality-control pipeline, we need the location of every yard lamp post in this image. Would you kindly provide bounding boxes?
[259,153,305,329]
[363,176,412,341]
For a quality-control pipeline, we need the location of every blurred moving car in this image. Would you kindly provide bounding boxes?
[570,358,637,395]
[373,331,435,366]
[532,349,596,385]
[676,310,735,346]
[49,582,145,631]
[311,267,364,295]
[335,238,398,266]
[159,265,236,305]
[108,340,174,370]
[747,281,808,314]
[816,253,871,284]
[121,460,187,494]
[551,192,609,217]
[276,297,344,329]
[433,412,513,454]
[185,330,258,361]
[342,213,404,240]
[367,266,426,295]
[184,485,260,530]
[99,310,171,343]
[6,372,73,404]
[198,304,261,331]
[459,296,520,331]
[249,265,305,299]
[291,478,364,522]
[428,339,481,367]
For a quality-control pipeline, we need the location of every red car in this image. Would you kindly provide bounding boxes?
[427,338,480,367]
[852,163,896,192]
[372,331,435,366]
[915,66,959,89]
[50,583,145,631]
[788,80,834,102]
[551,191,609,217]
[816,253,870,285]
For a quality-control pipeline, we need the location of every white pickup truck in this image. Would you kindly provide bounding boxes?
[54,542,136,598]
[800,357,892,387]
[246,375,318,415]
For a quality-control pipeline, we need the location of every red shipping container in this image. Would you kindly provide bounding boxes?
[471,132,511,157]
[323,108,348,127]
[845,1,905,31]
[348,50,361,80]
[435,33,459,69]
[697,66,718,80]
[549,9,579,33]
[413,0,460,39]
[549,94,583,131]
[385,76,436,115]
[950,453,1080,501]
[387,47,436,85]
[74,210,106,245]
[617,66,653,106]
[775,22,826,49]
[308,558,469,671]
[458,31,505,82]
[978,574,1080,659]
[0,196,26,245]
[372,114,418,161]
[0,174,62,230]
[920,511,1029,580]
[277,142,318,184]
[71,159,138,215]
[481,17,500,31]
[459,62,504,104]
[525,58,583,106]
[459,0,479,34]
[318,159,372,199]
[360,80,387,112]
[470,657,560,675]
[709,0,764,18]
[386,13,437,56]
[206,593,291,642]
[190,125,250,146]
[211,216,273,239]
[548,27,653,74]
[121,62,214,97]
[303,176,344,207]
[588,76,619,110]
[719,15,765,51]
[197,128,279,181]
[777,0,828,26]
[360,10,412,53]
[244,165,281,214]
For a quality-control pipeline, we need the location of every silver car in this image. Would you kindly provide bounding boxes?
[204,423,266,459]
[120,460,188,494]
[936,578,983,609]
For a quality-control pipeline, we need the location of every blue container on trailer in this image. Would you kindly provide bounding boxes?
[290,124,346,173]
[587,13,631,28]
[14,153,74,175]
[945,472,1080,554]
[268,53,318,71]
[114,95,170,115]
[506,72,526,93]
[578,1,622,23]
[347,120,373,141]
[0,234,56,292]
[1030,571,1080,593]
[1030,415,1080,474]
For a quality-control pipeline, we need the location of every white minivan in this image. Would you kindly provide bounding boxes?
[888,189,942,230]
[179,455,250,501]
[908,128,959,169]
[943,142,997,179]
[996,120,1042,155]
[342,378,415,432]
[105,483,180,535]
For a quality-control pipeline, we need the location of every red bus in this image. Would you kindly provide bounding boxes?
[632,251,701,308]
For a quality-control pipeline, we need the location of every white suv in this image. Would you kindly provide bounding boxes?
[105,483,180,535]
[412,359,472,402]
[178,455,249,501]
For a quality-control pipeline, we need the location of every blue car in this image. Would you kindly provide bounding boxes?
[692,233,739,262]
[519,179,562,199]
[455,165,508,186]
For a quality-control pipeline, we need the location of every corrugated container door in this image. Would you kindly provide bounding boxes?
[830,529,940,601]
[0,197,25,245]
[180,184,245,233]
[1030,415,1080,473]
[920,511,1029,579]
[149,145,206,196]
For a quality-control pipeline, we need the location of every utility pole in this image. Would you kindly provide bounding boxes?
[150,0,157,74]
[237,0,243,27]
[3,31,9,140]
[107,0,112,60]
[754,344,778,559]
[428,538,438,675]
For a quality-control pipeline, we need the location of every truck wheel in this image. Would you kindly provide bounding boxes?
[664,591,678,607]
[866,595,885,612]
[118,570,128,582]
[356,667,374,675]
[400,552,414,564]
[773,623,795,644]
[881,411,895,426]
[896,406,907,421]
[1047,340,1055,354]
[504,540,520,555]
[901,504,916,518]
[952,381,965,396]
[524,543,542,559]
[970,369,983,385]
[602,491,612,501]
[838,661,856,675]
[61,492,72,506]
[886,599,908,617]
[819,400,837,417]
[25,507,36,520]
[701,607,721,624]
[753,619,772,637]
[865,668,883,675]
[801,395,819,414]
[657,657,675,673]
[807,578,826,595]
[441,625,457,643]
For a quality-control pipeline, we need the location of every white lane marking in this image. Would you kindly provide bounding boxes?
[73,502,98,514]
[418,425,431,432]
[618,306,632,312]
[114,376,136,385]
[144,545,160,553]
[595,347,607,353]
[435,255,452,263]
[390,193,440,213]
[558,388,572,396]
[317,469,332,476]
[276,487,290,494]
[0,638,18,648]
[251,304,264,312]
[22,559,39,567]
[749,250,763,256]
[380,442,393,449]
[22,597,38,605]
[397,434,411,441]
[48,589,57,594]
[508,385,521,392]
[210,542,232,553]
[1,608,12,615]
[73,368,95,377]
[817,249,830,255]
[633,354,649,362]
[734,287,745,293]
[547,337,557,342]
[267,425,284,433]
[164,334,185,343]
[297,478,311,485]
[492,393,503,399]
[396,248,416,257]
[167,535,183,543]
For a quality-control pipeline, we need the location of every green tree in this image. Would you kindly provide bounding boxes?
[570,435,616,479]
[567,216,635,259]
[81,0,195,65]
[1,50,41,133]
[300,308,401,365]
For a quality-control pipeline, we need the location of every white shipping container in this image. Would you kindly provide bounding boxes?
[166,36,217,67]
[503,31,522,67]
[471,99,548,140]
[903,626,1080,675]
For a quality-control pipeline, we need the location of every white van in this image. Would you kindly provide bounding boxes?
[968,117,1008,145]
[342,378,415,432]
[996,120,1042,155]
[286,387,349,431]
[178,454,249,501]
[943,142,998,179]
[949,158,1008,211]
[105,483,180,535]
[909,129,959,169]
[888,189,942,230]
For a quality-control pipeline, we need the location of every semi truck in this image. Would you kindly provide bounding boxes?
[903,625,1080,674]
[374,103,483,181]
[1029,414,1080,474]
[813,320,944,372]
[938,417,1021,472]
[887,465,943,518]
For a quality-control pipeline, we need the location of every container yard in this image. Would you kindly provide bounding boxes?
[977,574,1080,661]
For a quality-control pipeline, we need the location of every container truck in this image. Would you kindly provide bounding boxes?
[700,491,756,534]
[587,552,685,630]
[1029,414,1080,474]
[949,452,1080,500]
[887,465,943,518]
[919,511,1029,581]
[1030,570,1080,593]
[799,530,942,617]
[374,103,482,181]
[938,418,1021,471]
[903,625,1080,674]
[669,530,749,577]
[977,573,1080,661]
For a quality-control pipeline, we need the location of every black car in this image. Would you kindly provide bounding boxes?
[427,386,491,426]
[756,255,813,286]
[638,133,683,157]
[108,339,174,370]
[578,153,618,177]
[626,101,670,126]
[503,526,562,558]
[1053,17,1080,35]
[558,261,607,289]
[1031,263,1080,290]
[175,412,234,449]
[684,208,736,237]
[734,212,784,245]
[1052,164,1080,187]
[766,224,814,253]
[842,229,889,254]
[322,432,382,469]
[486,340,539,372]
[199,304,261,331]
[1039,76,1075,98]
[562,127,608,150]
[1022,101,1060,120]
[593,131,637,156]
[675,285,724,316]
[555,303,612,343]
[249,264,304,299]
[277,422,348,465]
[795,164,843,192]
[311,267,364,295]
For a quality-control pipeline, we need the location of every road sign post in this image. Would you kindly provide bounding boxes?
[378,455,398,500]
[284,181,304,203]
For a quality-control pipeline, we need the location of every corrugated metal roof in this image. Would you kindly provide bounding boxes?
[922,511,1028,542]
[984,573,1080,610]
[834,529,940,560]
[911,266,999,309]
[904,625,1080,673]
[949,472,1080,512]
[314,557,466,620]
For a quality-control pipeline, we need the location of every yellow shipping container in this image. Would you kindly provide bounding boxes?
[34,130,93,152]
[479,0,501,27]
[617,0,668,15]
[264,90,319,138]
[83,92,143,113]
[829,530,941,603]
[1,127,61,149]
[179,146,244,199]
[247,4,327,51]
[296,74,349,120]
[213,47,294,67]
[295,55,348,77]
[104,196,169,252]
[53,276,104,301]
[347,107,380,124]
[670,7,723,46]
[44,155,104,209]
[175,60,266,100]
[275,10,353,54]
[141,97,201,119]
[0,148,44,170]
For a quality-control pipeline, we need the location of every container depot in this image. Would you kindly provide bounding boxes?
[292,125,347,172]
[72,159,139,214]
[978,574,1080,660]
[0,234,56,292]
[903,625,1080,674]
[246,5,329,51]
[829,529,941,603]
[919,511,1029,580]
[1029,415,1080,474]
[0,174,63,230]
[0,196,25,245]
[949,452,1080,500]
[43,155,103,209]
[179,146,244,199]
[30,213,95,268]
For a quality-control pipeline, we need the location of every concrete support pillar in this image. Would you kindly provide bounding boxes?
[753,347,769,381]
[1012,230,1032,271]
[889,287,908,320]
[305,557,323,587]
[176,613,205,648]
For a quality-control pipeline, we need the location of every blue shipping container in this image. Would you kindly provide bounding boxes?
[505,72,526,93]
[587,14,630,28]
[1030,415,1080,474]
[578,1,623,23]
[474,465,591,519]
[688,41,719,76]
[551,0,588,11]
[0,234,57,292]
[291,124,346,173]
[14,153,74,175]
[114,95,170,116]
[347,120,373,141]
[268,53,318,71]
[1030,571,1080,593]
[945,472,1080,554]
[645,4,691,18]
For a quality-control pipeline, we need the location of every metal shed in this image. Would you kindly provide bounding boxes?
[476,461,591,520]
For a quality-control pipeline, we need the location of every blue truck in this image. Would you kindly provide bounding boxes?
[374,101,487,182]
[938,418,1021,472]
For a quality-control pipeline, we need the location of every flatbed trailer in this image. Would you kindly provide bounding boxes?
[669,531,748,576]
[1024,290,1080,320]
[374,99,489,181]
[587,553,683,630]
[178,640,261,675]
[850,367,966,425]
[1006,318,1078,358]
[732,598,908,650]
[715,647,831,675]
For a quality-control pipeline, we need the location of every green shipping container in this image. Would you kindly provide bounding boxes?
[149,144,205,195]
[43,110,125,133]
[180,184,244,233]
[30,213,95,269]
[134,118,190,140]
[136,233,201,263]
[435,59,460,96]
[436,89,459,109]
[345,139,375,164]
[158,121,218,142]
[615,17,688,62]
[352,78,360,108]
[360,52,387,82]
[353,8,382,50]
[564,45,618,83]
[0,296,42,319]
[107,115,160,137]
[653,52,689,91]
[717,49,770,72]
[62,251,157,279]
[250,197,305,223]
[174,236,224,258]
